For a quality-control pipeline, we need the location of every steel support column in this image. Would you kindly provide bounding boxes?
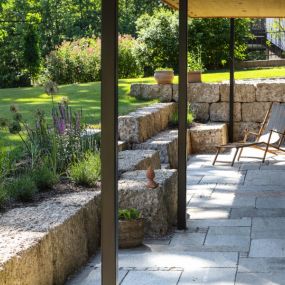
[177,0,188,230]
[101,0,118,284]
[229,18,235,143]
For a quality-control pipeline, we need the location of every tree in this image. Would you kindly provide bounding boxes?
[23,24,41,80]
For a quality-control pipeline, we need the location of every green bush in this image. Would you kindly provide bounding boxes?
[32,164,59,191]
[45,38,101,84]
[119,35,143,78]
[68,151,101,187]
[8,174,38,202]
[169,105,193,127]
[119,208,141,220]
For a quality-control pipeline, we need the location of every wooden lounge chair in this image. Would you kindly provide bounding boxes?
[213,103,285,166]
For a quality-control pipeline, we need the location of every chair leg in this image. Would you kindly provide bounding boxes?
[212,147,221,165]
[232,148,239,167]
[237,147,243,161]
[262,144,269,163]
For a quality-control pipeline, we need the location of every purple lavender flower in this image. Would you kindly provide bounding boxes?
[58,118,66,135]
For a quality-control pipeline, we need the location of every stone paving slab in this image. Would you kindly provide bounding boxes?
[187,208,230,219]
[236,272,285,285]
[256,197,285,209]
[245,170,285,186]
[179,268,236,285]
[250,239,285,258]
[238,257,285,273]
[252,217,285,238]
[170,233,206,247]
[231,208,285,218]
[188,218,251,229]
[198,171,246,184]
[121,270,181,285]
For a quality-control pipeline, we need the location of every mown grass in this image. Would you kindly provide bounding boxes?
[1,67,285,148]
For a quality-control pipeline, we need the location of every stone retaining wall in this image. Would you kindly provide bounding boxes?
[130,79,285,141]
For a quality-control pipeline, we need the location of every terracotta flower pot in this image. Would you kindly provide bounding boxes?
[188,71,202,83]
[119,218,145,249]
[154,70,174,85]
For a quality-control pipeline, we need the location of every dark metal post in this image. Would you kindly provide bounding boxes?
[101,0,118,284]
[177,0,188,230]
[229,18,235,143]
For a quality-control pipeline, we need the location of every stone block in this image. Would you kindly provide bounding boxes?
[249,239,285,258]
[256,83,285,102]
[119,169,177,237]
[190,103,210,122]
[118,150,161,176]
[133,129,192,168]
[118,103,176,143]
[233,122,261,141]
[189,123,228,153]
[188,83,220,103]
[130,84,173,102]
[220,83,256,102]
[242,102,271,122]
[0,192,101,285]
[210,102,241,122]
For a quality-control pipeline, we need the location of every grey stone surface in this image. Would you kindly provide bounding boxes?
[236,272,285,285]
[119,169,177,237]
[250,239,285,258]
[188,218,251,229]
[242,102,271,122]
[199,170,245,184]
[189,123,228,153]
[210,102,241,122]
[118,103,176,143]
[179,268,236,285]
[118,150,161,176]
[256,197,285,209]
[256,83,285,102]
[133,129,191,169]
[0,191,101,285]
[170,233,206,247]
[220,83,256,102]
[122,271,181,285]
[188,83,220,103]
[245,170,285,186]
[231,208,285,218]
[190,103,210,122]
[187,208,230,219]
[238,257,285,273]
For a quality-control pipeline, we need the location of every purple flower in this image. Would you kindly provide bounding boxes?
[58,118,66,135]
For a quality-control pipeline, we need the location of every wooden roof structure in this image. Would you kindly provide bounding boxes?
[162,0,285,18]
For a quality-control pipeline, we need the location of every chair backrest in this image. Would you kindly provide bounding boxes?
[259,103,285,144]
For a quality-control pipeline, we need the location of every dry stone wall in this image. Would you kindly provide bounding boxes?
[130,79,285,141]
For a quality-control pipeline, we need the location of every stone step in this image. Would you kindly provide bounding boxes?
[118,150,161,176]
[118,103,177,144]
[119,169,177,237]
[132,129,192,169]
[0,191,101,285]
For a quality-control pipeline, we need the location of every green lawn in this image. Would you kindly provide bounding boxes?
[1,67,285,149]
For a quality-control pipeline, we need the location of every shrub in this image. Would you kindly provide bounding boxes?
[8,174,38,202]
[32,164,59,191]
[169,105,193,127]
[119,208,141,220]
[45,38,101,84]
[118,35,143,78]
[68,151,101,187]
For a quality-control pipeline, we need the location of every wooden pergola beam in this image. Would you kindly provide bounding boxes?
[162,0,285,18]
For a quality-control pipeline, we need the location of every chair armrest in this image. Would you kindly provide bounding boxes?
[243,129,260,142]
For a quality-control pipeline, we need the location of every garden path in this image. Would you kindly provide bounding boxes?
[67,147,285,285]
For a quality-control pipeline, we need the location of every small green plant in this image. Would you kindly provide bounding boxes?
[8,174,38,202]
[169,105,193,127]
[119,208,141,220]
[68,151,101,187]
[188,48,204,72]
[155,67,174,72]
[32,164,59,191]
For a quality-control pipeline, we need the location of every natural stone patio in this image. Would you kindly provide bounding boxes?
[67,147,285,285]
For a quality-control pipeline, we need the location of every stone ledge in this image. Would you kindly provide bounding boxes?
[118,150,161,176]
[132,129,192,169]
[0,191,101,285]
[118,103,177,144]
[119,169,177,237]
[190,123,228,153]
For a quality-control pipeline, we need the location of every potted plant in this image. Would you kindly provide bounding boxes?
[119,208,145,249]
[154,67,174,84]
[187,48,204,83]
